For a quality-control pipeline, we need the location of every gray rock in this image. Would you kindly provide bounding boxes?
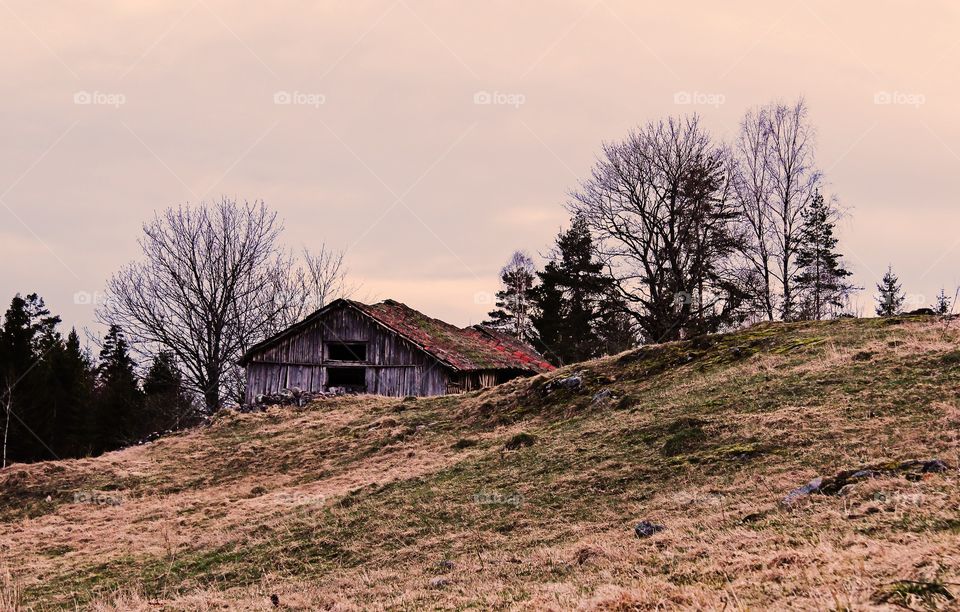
[557,374,583,390]
[923,459,949,473]
[429,577,450,588]
[592,389,614,404]
[634,521,665,538]
[782,477,823,505]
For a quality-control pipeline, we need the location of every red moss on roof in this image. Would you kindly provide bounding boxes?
[240,298,555,373]
[352,299,554,373]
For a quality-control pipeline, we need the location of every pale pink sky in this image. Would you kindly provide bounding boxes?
[2,1,959,333]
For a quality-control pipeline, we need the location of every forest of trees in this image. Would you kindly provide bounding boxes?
[0,294,199,466]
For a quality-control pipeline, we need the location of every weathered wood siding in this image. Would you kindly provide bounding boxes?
[244,306,451,402]
[453,369,528,392]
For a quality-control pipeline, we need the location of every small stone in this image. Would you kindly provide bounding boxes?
[591,389,614,404]
[922,459,949,473]
[438,559,455,570]
[547,370,585,390]
[782,477,823,505]
[634,521,665,538]
[430,577,450,588]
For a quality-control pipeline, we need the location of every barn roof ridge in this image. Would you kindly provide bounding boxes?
[239,298,554,374]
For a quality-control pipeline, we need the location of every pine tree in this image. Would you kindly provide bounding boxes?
[92,325,143,453]
[795,192,855,320]
[875,266,905,317]
[484,251,537,341]
[933,288,953,316]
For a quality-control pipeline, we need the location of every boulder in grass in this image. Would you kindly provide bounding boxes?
[545,371,585,393]
[782,477,824,506]
[634,521,665,538]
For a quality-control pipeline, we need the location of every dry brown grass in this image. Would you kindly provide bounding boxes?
[2,316,959,610]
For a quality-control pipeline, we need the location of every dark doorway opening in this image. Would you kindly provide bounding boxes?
[326,342,368,362]
[327,367,367,391]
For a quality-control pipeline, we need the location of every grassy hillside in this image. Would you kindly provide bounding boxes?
[2,316,959,610]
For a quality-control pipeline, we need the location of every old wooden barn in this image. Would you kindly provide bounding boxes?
[239,298,554,403]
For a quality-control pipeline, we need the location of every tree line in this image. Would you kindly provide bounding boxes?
[0,295,196,466]
[483,99,954,366]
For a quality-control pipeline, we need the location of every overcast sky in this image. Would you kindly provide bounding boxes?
[2,1,959,336]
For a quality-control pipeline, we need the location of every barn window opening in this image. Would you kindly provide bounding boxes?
[327,367,367,390]
[327,342,367,362]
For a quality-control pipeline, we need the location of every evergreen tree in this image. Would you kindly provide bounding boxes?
[50,330,95,457]
[795,192,855,320]
[594,292,636,356]
[92,325,143,453]
[0,294,61,465]
[529,269,565,364]
[933,288,953,316]
[484,251,537,342]
[142,351,198,436]
[875,266,905,317]
[530,216,624,364]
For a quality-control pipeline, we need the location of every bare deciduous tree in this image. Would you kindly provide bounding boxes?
[99,198,306,412]
[299,245,354,312]
[732,98,823,321]
[1,380,13,469]
[569,115,744,342]
[764,99,822,320]
[732,105,777,320]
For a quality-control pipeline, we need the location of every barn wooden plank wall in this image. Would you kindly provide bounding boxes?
[244,306,451,402]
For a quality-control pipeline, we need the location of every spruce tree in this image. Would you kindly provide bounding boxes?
[875,266,905,317]
[795,192,854,320]
[143,351,198,435]
[934,288,953,316]
[0,294,61,464]
[93,325,143,453]
[530,216,623,364]
[594,292,636,356]
[52,330,95,457]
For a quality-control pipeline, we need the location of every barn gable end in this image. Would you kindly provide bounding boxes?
[240,299,554,403]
